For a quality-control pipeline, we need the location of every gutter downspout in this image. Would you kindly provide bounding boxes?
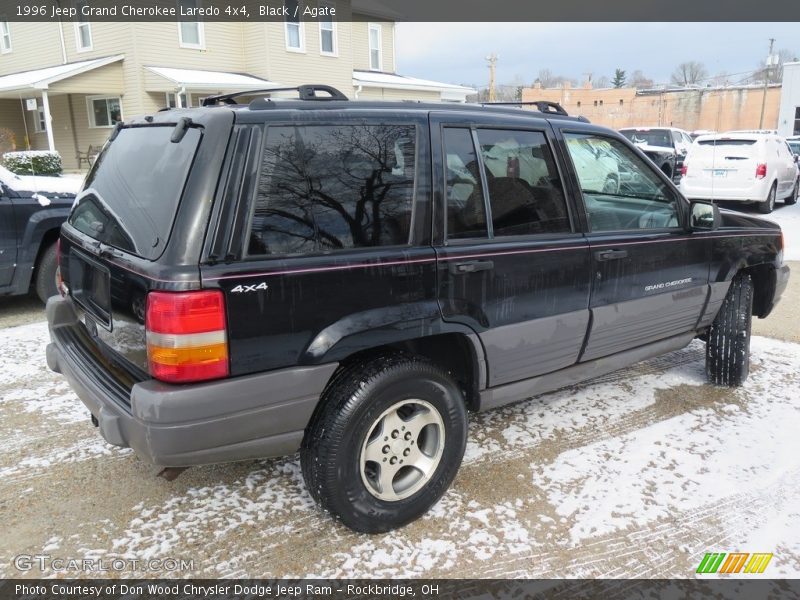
[354,84,362,99]
[55,1,67,63]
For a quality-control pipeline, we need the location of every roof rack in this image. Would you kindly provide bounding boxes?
[480,100,569,116]
[202,84,348,106]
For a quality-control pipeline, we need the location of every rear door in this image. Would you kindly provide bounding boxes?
[431,112,592,387]
[555,125,710,361]
[61,116,226,375]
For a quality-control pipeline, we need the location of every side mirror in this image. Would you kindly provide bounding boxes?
[689,200,720,231]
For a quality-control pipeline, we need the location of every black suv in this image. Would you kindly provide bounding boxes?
[46,86,789,533]
[619,127,693,181]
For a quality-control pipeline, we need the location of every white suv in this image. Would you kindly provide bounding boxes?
[680,132,799,214]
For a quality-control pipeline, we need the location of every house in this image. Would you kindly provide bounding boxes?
[0,2,473,170]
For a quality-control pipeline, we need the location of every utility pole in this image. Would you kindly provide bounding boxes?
[486,53,498,102]
[759,38,775,129]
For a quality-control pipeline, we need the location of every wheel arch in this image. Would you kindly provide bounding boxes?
[315,329,486,413]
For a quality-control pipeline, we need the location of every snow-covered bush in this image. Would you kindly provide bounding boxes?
[3,150,62,176]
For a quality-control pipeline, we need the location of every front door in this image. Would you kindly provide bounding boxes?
[557,128,710,362]
[0,189,16,287]
[432,113,592,387]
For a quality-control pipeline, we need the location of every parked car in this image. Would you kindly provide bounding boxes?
[46,86,789,533]
[787,135,800,156]
[619,126,693,181]
[690,129,716,140]
[680,132,799,214]
[0,165,79,302]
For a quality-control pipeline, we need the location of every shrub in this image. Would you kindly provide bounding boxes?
[0,128,16,154]
[3,150,62,176]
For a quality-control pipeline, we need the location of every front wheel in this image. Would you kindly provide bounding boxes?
[757,183,777,214]
[301,354,468,533]
[706,273,753,386]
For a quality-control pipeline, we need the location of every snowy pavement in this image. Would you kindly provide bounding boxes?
[749,200,800,261]
[1,319,799,579]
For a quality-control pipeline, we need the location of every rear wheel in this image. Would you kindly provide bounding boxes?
[34,242,58,304]
[706,273,753,387]
[757,183,776,214]
[301,353,468,533]
[785,179,798,205]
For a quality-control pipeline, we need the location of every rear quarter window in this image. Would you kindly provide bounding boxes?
[247,124,417,256]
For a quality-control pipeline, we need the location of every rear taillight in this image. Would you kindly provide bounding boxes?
[756,163,767,179]
[145,290,229,383]
[680,163,688,177]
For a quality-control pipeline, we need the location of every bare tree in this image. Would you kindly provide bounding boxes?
[751,48,798,84]
[594,75,610,88]
[630,70,654,89]
[536,68,557,87]
[670,61,708,86]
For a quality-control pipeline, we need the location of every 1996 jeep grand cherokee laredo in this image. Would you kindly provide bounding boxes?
[46,86,789,532]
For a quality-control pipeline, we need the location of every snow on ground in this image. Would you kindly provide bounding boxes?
[762,201,800,260]
[1,319,799,578]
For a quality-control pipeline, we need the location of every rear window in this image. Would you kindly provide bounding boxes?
[697,139,757,147]
[247,124,416,256]
[620,129,672,148]
[69,126,201,260]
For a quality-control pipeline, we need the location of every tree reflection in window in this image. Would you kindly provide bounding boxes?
[248,125,416,255]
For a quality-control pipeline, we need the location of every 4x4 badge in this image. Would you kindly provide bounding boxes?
[230,282,269,294]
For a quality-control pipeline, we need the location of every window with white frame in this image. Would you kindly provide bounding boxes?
[74,1,92,51]
[88,96,122,128]
[318,1,336,56]
[368,23,382,71]
[285,0,304,51]
[33,102,46,132]
[177,0,204,48]
[165,92,189,108]
[0,22,11,53]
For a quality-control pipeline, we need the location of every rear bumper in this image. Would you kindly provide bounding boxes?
[680,178,769,202]
[46,296,338,467]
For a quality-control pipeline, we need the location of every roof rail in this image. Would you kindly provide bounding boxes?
[480,100,569,116]
[202,84,348,106]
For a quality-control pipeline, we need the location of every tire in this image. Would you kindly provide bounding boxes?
[34,242,58,304]
[706,273,753,387]
[785,179,798,205]
[301,353,468,533]
[757,183,776,214]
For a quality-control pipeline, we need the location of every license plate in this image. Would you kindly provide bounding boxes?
[712,169,728,178]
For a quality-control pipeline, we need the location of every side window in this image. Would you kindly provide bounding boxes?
[564,133,681,232]
[476,128,570,236]
[443,128,487,240]
[248,124,416,256]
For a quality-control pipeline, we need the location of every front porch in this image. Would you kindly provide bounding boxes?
[0,55,125,172]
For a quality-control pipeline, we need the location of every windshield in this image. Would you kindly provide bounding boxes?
[620,129,672,148]
[69,126,201,260]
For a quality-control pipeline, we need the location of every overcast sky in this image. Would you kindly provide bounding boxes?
[394,23,800,88]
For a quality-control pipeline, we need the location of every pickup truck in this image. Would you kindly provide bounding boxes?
[0,166,79,302]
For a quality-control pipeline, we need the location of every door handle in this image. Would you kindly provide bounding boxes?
[594,249,628,261]
[449,260,494,274]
